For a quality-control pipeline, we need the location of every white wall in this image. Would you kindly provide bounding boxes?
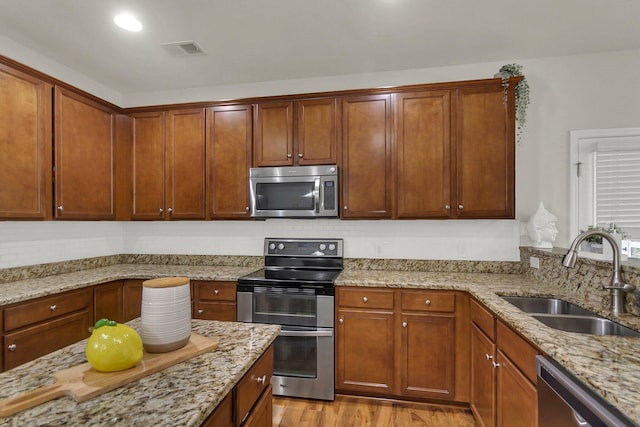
[2,40,640,268]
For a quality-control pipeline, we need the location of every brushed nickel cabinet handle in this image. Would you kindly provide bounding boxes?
[458,204,464,210]
[338,318,344,324]
[362,296,368,303]
[445,204,450,210]
[255,375,267,385]
[197,309,203,316]
[245,206,250,212]
[213,289,219,295]
[8,344,17,352]
[159,208,164,214]
[167,207,173,214]
[402,321,407,328]
[425,299,431,305]
[485,354,493,360]
[492,361,500,368]
[298,153,303,158]
[287,153,292,158]
[57,205,63,211]
[50,304,57,312]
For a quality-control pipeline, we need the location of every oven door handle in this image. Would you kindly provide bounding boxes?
[280,330,333,338]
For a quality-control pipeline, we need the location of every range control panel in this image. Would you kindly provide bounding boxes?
[264,238,343,257]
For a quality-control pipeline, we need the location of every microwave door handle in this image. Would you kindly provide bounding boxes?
[314,177,320,213]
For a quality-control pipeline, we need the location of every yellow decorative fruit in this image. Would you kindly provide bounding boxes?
[86,319,143,372]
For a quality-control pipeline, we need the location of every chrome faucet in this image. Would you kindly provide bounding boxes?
[562,230,635,315]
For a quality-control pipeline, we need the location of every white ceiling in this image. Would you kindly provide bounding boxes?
[1,0,639,95]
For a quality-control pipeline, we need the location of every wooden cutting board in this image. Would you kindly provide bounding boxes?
[0,332,218,418]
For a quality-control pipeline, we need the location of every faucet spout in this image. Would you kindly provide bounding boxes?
[563,230,635,315]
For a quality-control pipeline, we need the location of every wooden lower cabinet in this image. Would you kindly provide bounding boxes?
[123,279,144,322]
[94,280,124,323]
[202,347,273,427]
[470,298,539,427]
[336,287,469,402]
[193,281,237,321]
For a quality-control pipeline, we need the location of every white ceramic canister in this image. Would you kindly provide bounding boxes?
[141,277,192,353]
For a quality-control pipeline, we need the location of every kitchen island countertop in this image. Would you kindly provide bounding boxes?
[0,319,280,426]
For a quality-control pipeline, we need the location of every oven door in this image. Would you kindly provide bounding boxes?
[237,287,333,328]
[272,326,334,401]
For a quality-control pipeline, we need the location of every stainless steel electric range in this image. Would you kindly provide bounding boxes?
[237,237,343,401]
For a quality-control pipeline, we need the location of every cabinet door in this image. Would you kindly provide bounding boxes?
[395,90,451,218]
[296,98,337,165]
[254,101,293,166]
[454,83,515,219]
[123,279,143,322]
[54,86,116,219]
[131,112,165,219]
[242,385,273,427]
[94,280,124,323]
[165,108,206,219]
[208,105,252,218]
[399,312,456,400]
[341,94,392,218]
[470,324,497,427]
[0,64,52,219]
[336,308,394,395]
[496,350,537,427]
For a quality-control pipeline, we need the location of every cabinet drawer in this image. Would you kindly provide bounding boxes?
[470,299,495,340]
[195,281,237,302]
[4,310,91,370]
[4,288,92,332]
[401,291,455,312]
[338,288,394,309]
[236,345,273,425]
[496,320,540,383]
[194,302,237,321]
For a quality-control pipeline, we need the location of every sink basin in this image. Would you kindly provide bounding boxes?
[531,314,640,337]
[501,296,595,316]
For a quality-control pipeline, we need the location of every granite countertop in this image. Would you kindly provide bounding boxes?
[336,270,640,426]
[2,264,640,424]
[0,319,280,427]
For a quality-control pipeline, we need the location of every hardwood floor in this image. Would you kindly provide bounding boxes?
[273,395,476,427]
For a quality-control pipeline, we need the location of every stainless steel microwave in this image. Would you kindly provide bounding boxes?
[249,165,339,218]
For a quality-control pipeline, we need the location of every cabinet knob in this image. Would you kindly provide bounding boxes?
[445,204,450,210]
[298,153,303,158]
[362,296,368,303]
[492,361,500,368]
[255,374,267,385]
[458,204,464,210]
[57,205,63,212]
[50,304,57,312]
[485,353,493,360]
[197,309,204,316]
[287,153,292,158]
[167,207,173,214]
[338,318,344,324]
[7,344,16,352]
[245,206,250,212]
[159,208,164,214]
[213,289,219,295]
[343,206,348,211]
[425,299,431,305]
[402,321,407,328]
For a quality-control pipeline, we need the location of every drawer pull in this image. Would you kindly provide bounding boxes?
[492,361,500,368]
[7,344,16,352]
[197,309,204,316]
[425,299,431,305]
[213,289,219,295]
[338,318,344,324]
[255,375,267,385]
[485,354,493,360]
[50,304,58,312]
[402,321,407,328]
[362,296,368,303]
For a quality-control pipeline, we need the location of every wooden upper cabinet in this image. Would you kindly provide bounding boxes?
[253,98,338,167]
[165,108,206,219]
[0,64,52,219]
[208,105,252,219]
[131,108,206,220]
[54,86,116,219]
[296,98,338,165]
[454,82,515,219]
[254,101,293,166]
[131,111,165,219]
[341,94,392,219]
[395,90,451,219]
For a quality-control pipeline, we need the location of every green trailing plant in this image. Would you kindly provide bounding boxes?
[496,63,530,145]
[580,224,624,244]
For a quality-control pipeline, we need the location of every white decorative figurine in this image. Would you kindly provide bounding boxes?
[527,202,558,248]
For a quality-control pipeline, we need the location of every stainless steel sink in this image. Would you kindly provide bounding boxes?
[501,296,595,316]
[501,295,640,337]
[531,314,640,337]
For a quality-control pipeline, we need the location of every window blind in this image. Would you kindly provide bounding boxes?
[595,149,640,238]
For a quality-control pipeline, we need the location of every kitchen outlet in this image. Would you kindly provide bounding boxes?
[530,256,540,269]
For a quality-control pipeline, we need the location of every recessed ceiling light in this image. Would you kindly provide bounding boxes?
[114,13,143,32]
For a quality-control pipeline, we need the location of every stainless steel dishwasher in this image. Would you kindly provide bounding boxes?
[536,355,637,427]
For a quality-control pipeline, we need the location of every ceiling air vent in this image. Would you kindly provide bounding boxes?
[161,40,207,57]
